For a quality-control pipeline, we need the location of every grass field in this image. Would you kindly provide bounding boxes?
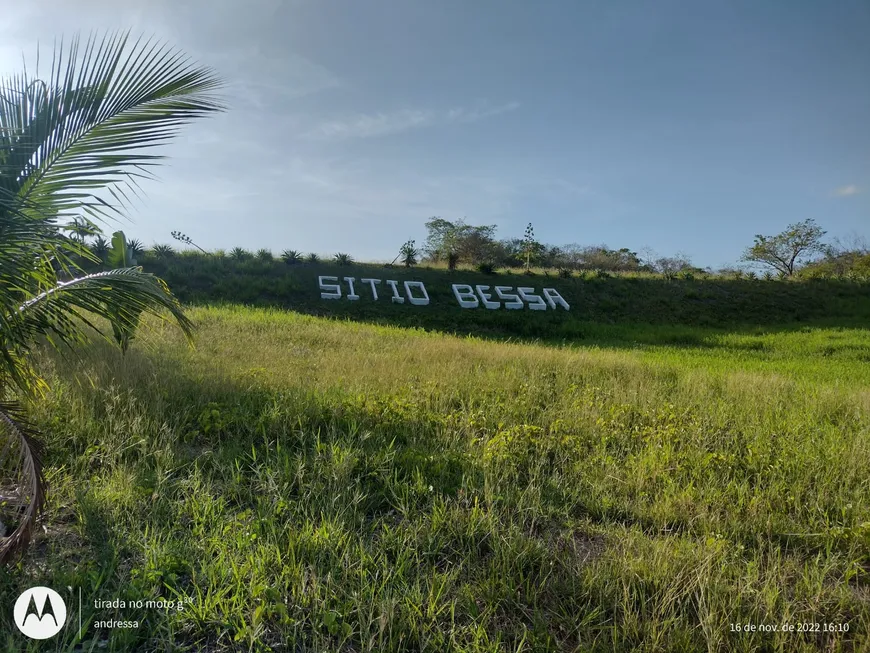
[1,305,869,651]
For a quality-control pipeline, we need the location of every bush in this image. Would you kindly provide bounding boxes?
[281,250,301,265]
[334,253,353,266]
[151,244,175,259]
[306,253,320,263]
[256,248,273,261]
[476,261,496,275]
[230,247,250,261]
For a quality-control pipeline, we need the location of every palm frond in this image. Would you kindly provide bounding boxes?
[0,402,45,564]
[3,268,193,393]
[0,30,225,224]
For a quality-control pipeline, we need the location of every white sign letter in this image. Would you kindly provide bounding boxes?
[319,276,341,299]
[385,280,405,303]
[452,284,479,308]
[542,288,570,310]
[344,277,360,300]
[360,278,382,300]
[517,287,547,310]
[475,285,500,309]
[494,286,523,310]
[404,281,430,306]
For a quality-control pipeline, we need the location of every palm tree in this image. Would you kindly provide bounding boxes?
[65,217,101,243]
[281,249,301,265]
[127,239,145,258]
[255,248,273,261]
[0,31,224,562]
[151,244,176,259]
[306,253,320,263]
[229,247,249,261]
[334,253,353,266]
[91,235,110,262]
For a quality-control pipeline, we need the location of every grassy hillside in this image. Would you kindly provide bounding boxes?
[138,254,870,342]
[0,306,868,651]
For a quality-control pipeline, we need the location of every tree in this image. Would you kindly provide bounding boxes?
[0,31,223,562]
[423,217,498,268]
[741,219,827,277]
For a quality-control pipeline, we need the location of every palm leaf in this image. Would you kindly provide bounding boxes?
[1,31,225,224]
[0,402,45,564]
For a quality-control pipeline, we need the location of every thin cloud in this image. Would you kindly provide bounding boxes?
[833,185,861,196]
[305,101,520,140]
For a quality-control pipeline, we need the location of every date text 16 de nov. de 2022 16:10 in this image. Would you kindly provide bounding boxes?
[318,276,571,310]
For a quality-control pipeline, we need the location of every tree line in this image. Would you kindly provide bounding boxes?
[414,216,869,279]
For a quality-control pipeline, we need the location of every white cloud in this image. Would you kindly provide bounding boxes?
[833,185,860,196]
[304,101,520,140]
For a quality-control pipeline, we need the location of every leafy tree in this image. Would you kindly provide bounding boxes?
[399,240,419,267]
[741,219,827,277]
[423,217,497,267]
[655,254,694,280]
[0,31,223,562]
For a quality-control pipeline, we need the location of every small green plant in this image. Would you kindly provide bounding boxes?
[281,250,301,265]
[476,261,496,274]
[733,270,744,280]
[334,253,353,266]
[256,248,273,261]
[306,253,320,263]
[558,267,572,279]
[747,271,757,280]
[763,270,774,281]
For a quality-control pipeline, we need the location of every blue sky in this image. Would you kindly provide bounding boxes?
[2,0,868,268]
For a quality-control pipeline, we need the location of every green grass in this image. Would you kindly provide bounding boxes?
[135,254,870,336]
[1,305,869,651]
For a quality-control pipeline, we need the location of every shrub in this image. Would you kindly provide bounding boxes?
[230,247,250,261]
[476,261,496,275]
[558,267,572,279]
[334,253,353,266]
[306,253,320,263]
[400,240,419,267]
[151,244,175,259]
[256,248,273,261]
[281,249,301,265]
[127,239,144,257]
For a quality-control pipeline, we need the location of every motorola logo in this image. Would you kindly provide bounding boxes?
[13,587,67,639]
